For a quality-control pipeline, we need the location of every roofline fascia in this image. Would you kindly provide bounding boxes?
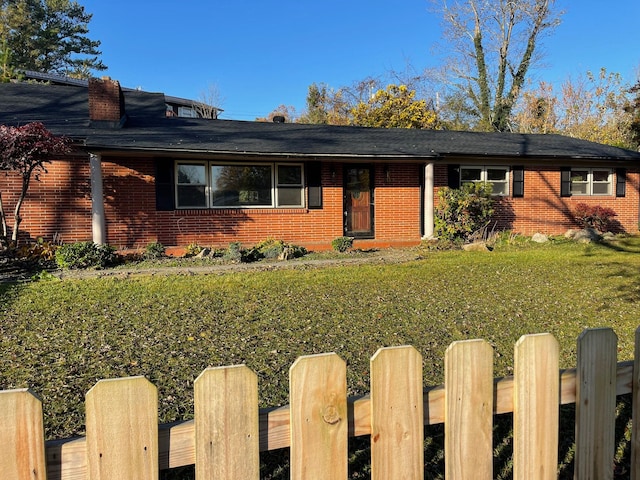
[83,145,440,161]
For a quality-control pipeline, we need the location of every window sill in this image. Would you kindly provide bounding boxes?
[174,208,309,215]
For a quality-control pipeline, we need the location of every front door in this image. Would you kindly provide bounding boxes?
[344,165,374,237]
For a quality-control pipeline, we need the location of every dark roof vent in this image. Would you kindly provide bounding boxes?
[272,115,286,123]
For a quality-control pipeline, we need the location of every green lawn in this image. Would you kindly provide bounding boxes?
[2,237,640,442]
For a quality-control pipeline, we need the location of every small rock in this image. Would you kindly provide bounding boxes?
[572,228,601,243]
[462,242,490,252]
[195,247,211,258]
[278,246,294,261]
[531,233,549,243]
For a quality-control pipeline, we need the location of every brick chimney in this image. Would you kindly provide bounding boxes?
[88,76,126,126]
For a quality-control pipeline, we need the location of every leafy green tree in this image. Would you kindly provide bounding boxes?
[429,0,562,132]
[298,83,329,124]
[0,122,70,245]
[298,82,353,126]
[350,84,441,129]
[0,0,105,79]
[625,79,640,150]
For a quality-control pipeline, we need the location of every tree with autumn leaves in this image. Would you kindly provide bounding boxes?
[0,122,69,247]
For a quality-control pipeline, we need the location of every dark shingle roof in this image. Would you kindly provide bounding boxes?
[2,82,640,162]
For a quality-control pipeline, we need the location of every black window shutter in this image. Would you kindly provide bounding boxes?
[512,166,524,197]
[560,167,572,197]
[155,158,175,211]
[616,168,626,197]
[307,161,323,209]
[447,164,460,188]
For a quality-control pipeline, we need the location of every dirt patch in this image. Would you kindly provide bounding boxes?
[1,248,423,283]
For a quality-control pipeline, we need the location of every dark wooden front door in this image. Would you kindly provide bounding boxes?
[344,165,374,237]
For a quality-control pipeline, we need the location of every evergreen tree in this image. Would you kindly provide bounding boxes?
[0,0,105,79]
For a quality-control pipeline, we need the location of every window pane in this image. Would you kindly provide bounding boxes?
[177,164,206,185]
[278,165,302,185]
[461,168,482,182]
[593,170,610,182]
[177,185,206,207]
[571,170,588,182]
[491,182,508,195]
[211,165,272,206]
[487,169,508,181]
[592,182,610,195]
[277,187,303,207]
[571,183,588,195]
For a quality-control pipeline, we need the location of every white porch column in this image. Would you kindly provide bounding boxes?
[89,153,106,244]
[423,162,435,238]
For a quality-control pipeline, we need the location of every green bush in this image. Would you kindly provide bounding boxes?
[144,241,166,259]
[55,242,118,269]
[331,236,354,253]
[434,183,494,242]
[223,242,243,262]
[251,238,308,260]
[184,243,202,257]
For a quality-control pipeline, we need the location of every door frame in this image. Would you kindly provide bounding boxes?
[343,164,375,238]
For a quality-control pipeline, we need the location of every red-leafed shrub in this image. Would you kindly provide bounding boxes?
[573,203,617,232]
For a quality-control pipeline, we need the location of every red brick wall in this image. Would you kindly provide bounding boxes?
[100,160,422,250]
[1,156,93,244]
[433,165,640,235]
[5,158,638,249]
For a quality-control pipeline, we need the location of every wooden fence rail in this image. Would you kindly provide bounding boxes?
[1,327,639,479]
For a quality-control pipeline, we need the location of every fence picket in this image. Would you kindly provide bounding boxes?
[370,346,423,480]
[5,327,640,479]
[574,327,617,480]
[194,365,259,479]
[445,339,493,480]
[85,376,158,480]
[290,353,347,479]
[513,333,559,479]
[633,327,640,480]
[0,389,46,480]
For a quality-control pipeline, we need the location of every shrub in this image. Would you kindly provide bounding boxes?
[223,242,243,262]
[251,238,308,260]
[16,237,58,261]
[184,243,202,257]
[55,242,118,269]
[331,236,354,253]
[434,183,494,242]
[144,241,166,259]
[573,203,617,232]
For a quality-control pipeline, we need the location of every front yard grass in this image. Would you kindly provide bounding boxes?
[1,236,640,443]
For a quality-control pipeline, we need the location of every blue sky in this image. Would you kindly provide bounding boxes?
[78,1,640,121]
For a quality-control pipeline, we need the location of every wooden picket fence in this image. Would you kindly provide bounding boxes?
[2,326,640,479]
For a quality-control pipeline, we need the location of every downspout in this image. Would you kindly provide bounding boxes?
[89,153,106,244]
[423,162,435,239]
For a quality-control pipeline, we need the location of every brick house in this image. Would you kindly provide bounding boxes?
[1,77,640,250]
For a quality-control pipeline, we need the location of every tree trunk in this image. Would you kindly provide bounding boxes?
[11,173,31,245]
[0,191,7,248]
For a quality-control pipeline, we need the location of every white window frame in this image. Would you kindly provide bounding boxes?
[174,161,305,209]
[460,165,510,196]
[570,168,613,196]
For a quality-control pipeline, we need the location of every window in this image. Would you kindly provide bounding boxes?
[177,106,198,118]
[570,169,612,196]
[175,161,304,208]
[176,163,207,207]
[276,164,304,207]
[460,166,509,195]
